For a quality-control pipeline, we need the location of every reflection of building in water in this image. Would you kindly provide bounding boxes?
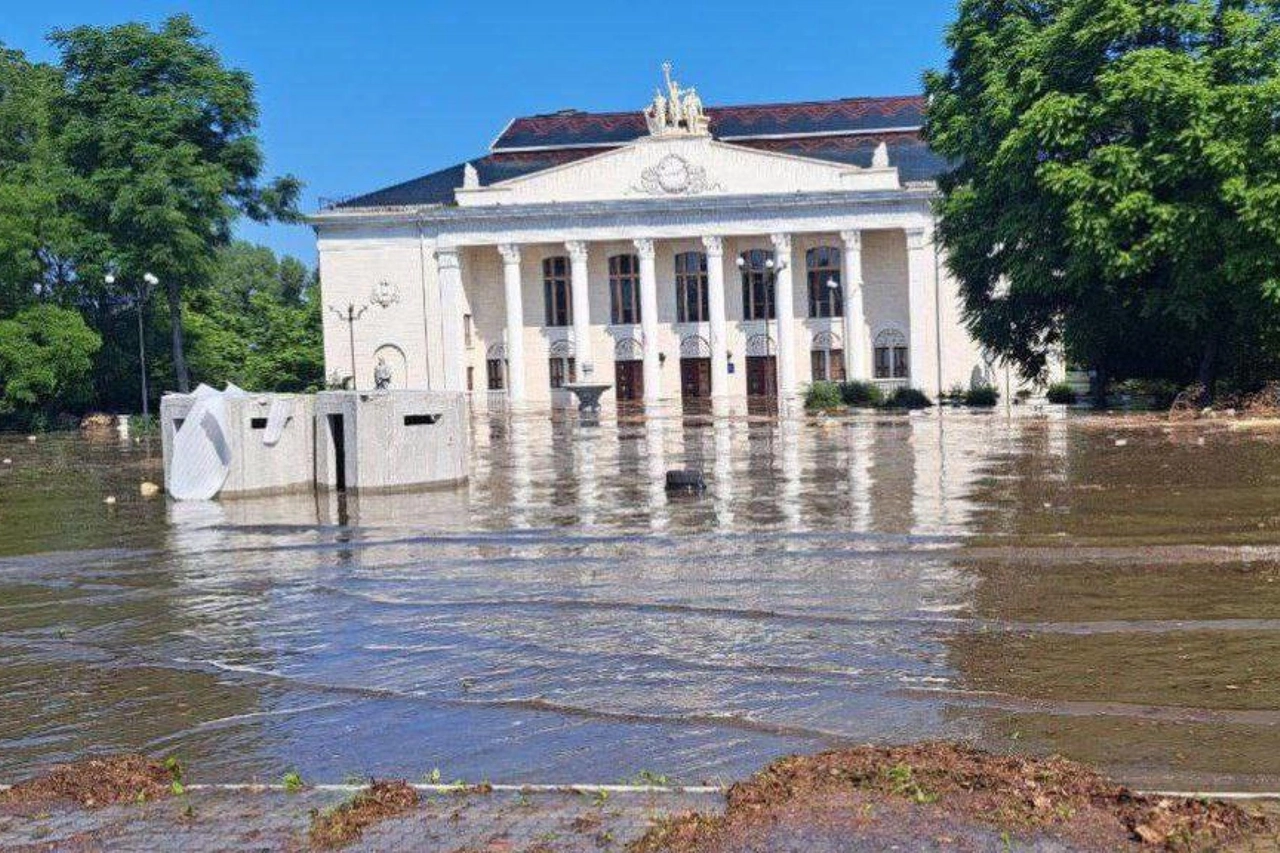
[645,418,668,531]
[779,418,802,531]
[311,68,1058,412]
[712,420,735,528]
[848,422,874,532]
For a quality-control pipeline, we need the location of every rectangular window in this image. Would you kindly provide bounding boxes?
[609,254,641,325]
[740,250,776,321]
[549,357,576,389]
[893,347,909,378]
[806,246,843,319]
[466,366,474,391]
[874,347,891,379]
[543,256,572,327]
[487,359,505,390]
[403,414,439,426]
[811,349,846,382]
[811,350,827,381]
[675,251,709,323]
[463,314,473,348]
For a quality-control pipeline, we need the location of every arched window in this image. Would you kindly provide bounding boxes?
[609,254,641,325]
[811,331,845,382]
[486,343,507,390]
[807,246,843,318]
[543,256,572,327]
[740,249,775,321]
[548,339,576,389]
[675,251,709,323]
[874,329,909,379]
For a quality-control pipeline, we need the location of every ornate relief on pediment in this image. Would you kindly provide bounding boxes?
[633,153,723,196]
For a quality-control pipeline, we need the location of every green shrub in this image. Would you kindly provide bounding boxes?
[1046,382,1077,404]
[805,381,844,411]
[882,387,933,410]
[964,385,999,406]
[838,380,885,408]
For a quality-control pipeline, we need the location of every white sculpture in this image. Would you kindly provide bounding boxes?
[871,141,890,169]
[463,162,480,189]
[643,62,710,137]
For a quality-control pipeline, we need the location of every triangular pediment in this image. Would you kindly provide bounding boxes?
[453,136,899,207]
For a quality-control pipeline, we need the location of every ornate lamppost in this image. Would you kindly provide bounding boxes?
[328,302,369,389]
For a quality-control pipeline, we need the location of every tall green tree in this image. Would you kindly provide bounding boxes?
[184,241,324,393]
[925,0,1280,398]
[50,15,300,392]
[0,45,77,316]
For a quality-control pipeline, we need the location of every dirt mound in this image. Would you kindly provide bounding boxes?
[308,779,419,848]
[630,743,1269,852]
[0,754,172,808]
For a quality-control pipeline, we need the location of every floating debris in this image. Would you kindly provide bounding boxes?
[139,481,160,498]
[309,779,419,848]
[0,755,172,808]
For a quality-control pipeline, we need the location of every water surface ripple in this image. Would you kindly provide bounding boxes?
[2,411,1280,791]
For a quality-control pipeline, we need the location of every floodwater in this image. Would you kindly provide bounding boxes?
[2,410,1280,792]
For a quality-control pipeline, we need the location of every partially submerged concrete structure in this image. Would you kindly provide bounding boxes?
[161,392,316,498]
[160,389,468,499]
[315,390,468,493]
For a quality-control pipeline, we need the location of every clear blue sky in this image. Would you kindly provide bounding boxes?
[4,0,958,266]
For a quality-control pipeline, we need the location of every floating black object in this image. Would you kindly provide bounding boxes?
[665,469,706,494]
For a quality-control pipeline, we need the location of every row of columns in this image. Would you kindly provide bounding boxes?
[443,228,929,403]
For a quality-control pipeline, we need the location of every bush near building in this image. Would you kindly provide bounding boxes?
[805,381,844,412]
[1046,383,1078,405]
[963,385,999,407]
[883,388,933,410]
[839,381,885,408]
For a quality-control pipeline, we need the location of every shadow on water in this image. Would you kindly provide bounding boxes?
[2,410,1280,789]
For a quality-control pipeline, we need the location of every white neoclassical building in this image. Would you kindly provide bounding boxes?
[312,67,1020,411]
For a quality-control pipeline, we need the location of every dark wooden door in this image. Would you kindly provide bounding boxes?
[746,356,777,399]
[615,361,644,401]
[680,358,712,399]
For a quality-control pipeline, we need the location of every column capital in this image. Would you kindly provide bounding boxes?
[769,233,792,254]
[839,230,862,251]
[565,240,589,261]
[633,237,655,260]
[435,246,460,270]
[497,242,521,265]
[701,235,723,257]
[905,227,931,251]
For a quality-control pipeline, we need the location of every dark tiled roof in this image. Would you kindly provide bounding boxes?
[330,95,941,210]
[333,149,599,208]
[493,95,925,150]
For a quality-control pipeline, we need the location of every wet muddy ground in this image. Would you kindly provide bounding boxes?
[3,410,1280,795]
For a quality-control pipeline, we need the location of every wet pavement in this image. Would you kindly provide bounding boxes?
[3,409,1280,795]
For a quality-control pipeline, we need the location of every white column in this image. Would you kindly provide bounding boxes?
[497,243,526,402]
[565,240,593,377]
[435,245,465,392]
[635,238,661,402]
[840,229,868,379]
[702,236,729,397]
[905,227,936,395]
[770,233,796,400]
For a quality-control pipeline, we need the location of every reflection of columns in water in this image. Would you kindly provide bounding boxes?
[645,417,668,531]
[779,416,802,531]
[574,422,600,527]
[508,415,533,528]
[911,413,946,536]
[713,419,734,527]
[848,421,873,533]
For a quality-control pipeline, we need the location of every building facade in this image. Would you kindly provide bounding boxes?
[311,68,1025,411]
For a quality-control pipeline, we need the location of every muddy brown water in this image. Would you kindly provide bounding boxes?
[2,411,1280,792]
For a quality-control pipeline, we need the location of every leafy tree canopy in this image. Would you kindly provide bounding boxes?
[926,0,1280,394]
[0,304,102,422]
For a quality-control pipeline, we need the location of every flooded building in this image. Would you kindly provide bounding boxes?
[310,66,1042,411]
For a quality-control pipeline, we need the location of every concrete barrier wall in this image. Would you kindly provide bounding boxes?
[314,391,469,493]
[160,394,316,498]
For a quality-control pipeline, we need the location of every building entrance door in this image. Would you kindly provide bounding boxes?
[746,356,777,401]
[614,361,644,402]
[680,358,711,400]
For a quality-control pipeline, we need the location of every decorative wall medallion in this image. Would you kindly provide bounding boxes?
[371,280,400,308]
[634,154,721,196]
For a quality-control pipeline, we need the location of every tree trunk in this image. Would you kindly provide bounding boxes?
[1197,337,1219,406]
[167,280,190,393]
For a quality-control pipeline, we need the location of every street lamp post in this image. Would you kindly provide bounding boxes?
[328,302,369,389]
[106,271,159,420]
